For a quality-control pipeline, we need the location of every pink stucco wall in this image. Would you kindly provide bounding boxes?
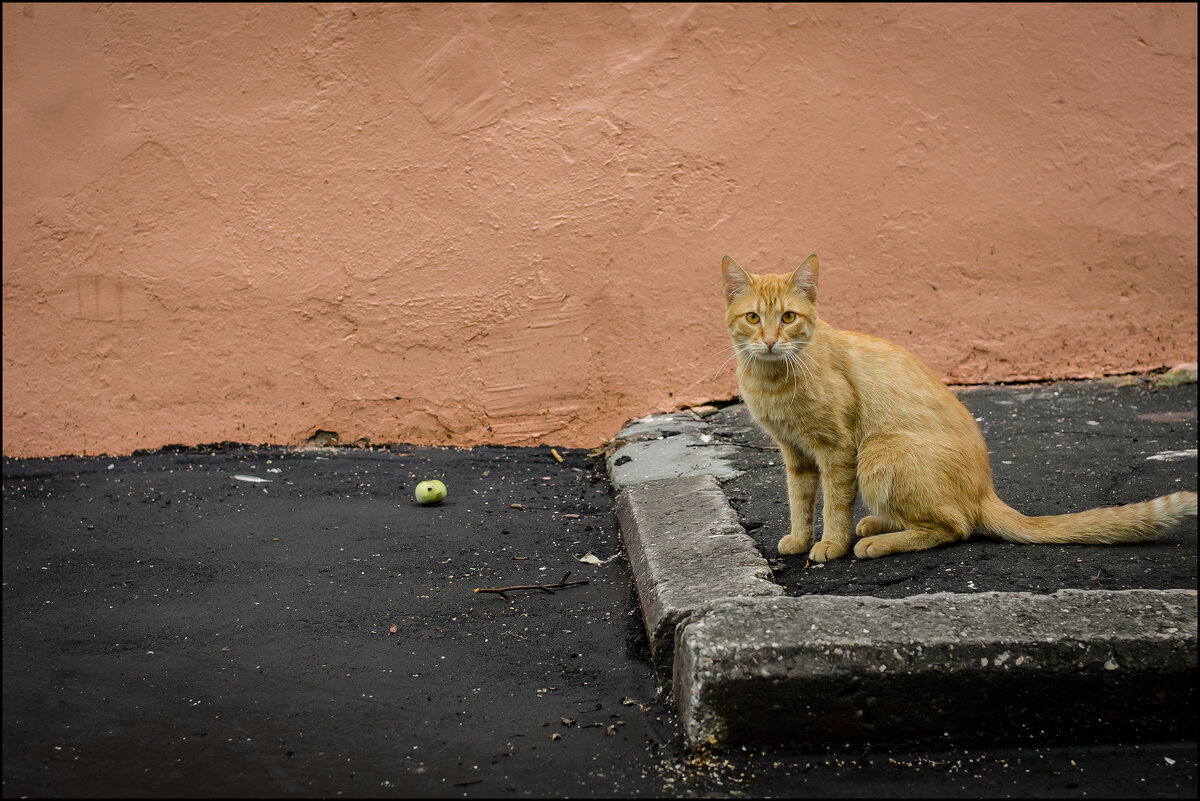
[3,3,1197,457]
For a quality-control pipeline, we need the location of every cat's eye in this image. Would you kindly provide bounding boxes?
[745,312,760,324]
[781,311,797,324]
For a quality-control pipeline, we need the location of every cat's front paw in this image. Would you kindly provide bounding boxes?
[777,533,814,555]
[808,540,848,562]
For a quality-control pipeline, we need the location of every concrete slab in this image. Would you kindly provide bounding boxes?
[607,433,742,489]
[674,589,1197,748]
[613,412,712,442]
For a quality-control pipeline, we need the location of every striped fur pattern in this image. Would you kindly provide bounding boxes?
[721,253,1198,561]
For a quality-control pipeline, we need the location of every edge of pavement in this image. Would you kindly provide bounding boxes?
[605,377,1198,750]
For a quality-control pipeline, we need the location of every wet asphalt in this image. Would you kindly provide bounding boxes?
[2,379,1198,797]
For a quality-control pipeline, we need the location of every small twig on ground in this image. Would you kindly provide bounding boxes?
[474,572,589,601]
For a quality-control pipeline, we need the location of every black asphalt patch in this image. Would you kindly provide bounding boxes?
[3,446,675,796]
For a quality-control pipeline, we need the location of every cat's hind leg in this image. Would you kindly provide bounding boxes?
[853,525,966,559]
[855,515,897,538]
[854,432,977,558]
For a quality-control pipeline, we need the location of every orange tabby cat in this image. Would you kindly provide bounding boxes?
[722,253,1198,561]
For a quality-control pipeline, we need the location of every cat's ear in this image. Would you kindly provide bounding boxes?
[790,253,819,302]
[721,255,751,303]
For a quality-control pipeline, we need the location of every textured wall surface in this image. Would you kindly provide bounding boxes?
[3,3,1197,457]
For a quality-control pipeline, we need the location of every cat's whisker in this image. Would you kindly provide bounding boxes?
[783,350,797,387]
[792,347,819,399]
[714,341,760,378]
[794,348,817,384]
[713,347,742,378]
[780,346,794,385]
[785,350,810,399]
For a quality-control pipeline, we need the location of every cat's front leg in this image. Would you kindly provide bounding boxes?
[777,442,818,555]
[810,454,856,562]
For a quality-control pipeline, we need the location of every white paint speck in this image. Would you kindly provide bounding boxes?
[1146,449,1197,462]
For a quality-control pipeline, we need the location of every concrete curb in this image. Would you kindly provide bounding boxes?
[614,474,781,671]
[606,403,1198,749]
[675,589,1197,748]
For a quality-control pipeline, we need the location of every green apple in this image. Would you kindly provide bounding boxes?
[414,479,447,505]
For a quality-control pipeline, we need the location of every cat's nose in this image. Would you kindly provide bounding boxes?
[763,338,777,352]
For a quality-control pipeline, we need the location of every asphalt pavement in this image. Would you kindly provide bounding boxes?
[3,376,1198,797]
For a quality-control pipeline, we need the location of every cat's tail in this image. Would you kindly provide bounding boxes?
[977,490,1198,545]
